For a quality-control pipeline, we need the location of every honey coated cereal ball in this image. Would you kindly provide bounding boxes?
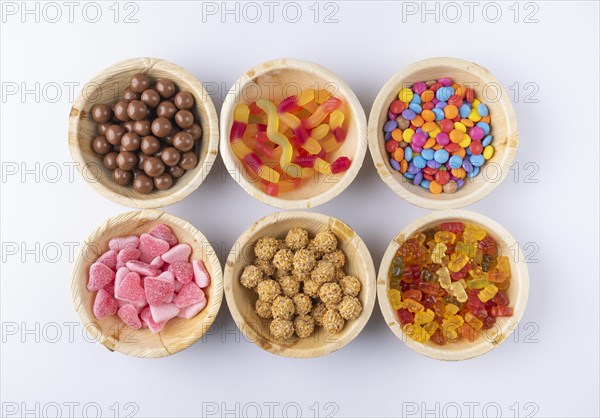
[255,300,273,319]
[306,240,323,259]
[256,279,281,302]
[292,293,312,316]
[339,275,361,297]
[322,308,345,334]
[335,269,345,282]
[310,261,336,284]
[292,268,310,282]
[294,315,315,338]
[313,229,338,254]
[270,318,294,340]
[302,279,321,298]
[319,282,343,306]
[292,249,316,273]
[278,275,300,297]
[311,302,327,326]
[338,296,363,320]
[240,265,262,289]
[254,237,279,261]
[322,249,346,269]
[272,249,294,272]
[255,259,276,277]
[271,295,295,320]
[285,227,309,251]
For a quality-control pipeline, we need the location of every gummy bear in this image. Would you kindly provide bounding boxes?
[403,298,425,313]
[448,253,469,272]
[434,231,456,244]
[431,242,447,264]
[388,288,403,310]
[463,224,487,242]
[414,309,435,325]
[478,284,499,302]
[449,281,468,302]
[456,241,477,258]
[436,266,452,290]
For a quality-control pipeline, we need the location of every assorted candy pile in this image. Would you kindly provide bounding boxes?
[387,221,512,344]
[240,227,363,340]
[87,223,211,332]
[230,90,352,197]
[383,78,494,194]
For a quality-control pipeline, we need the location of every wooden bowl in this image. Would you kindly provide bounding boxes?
[220,58,367,209]
[70,210,223,358]
[377,210,529,361]
[68,57,219,208]
[368,57,518,209]
[224,211,376,358]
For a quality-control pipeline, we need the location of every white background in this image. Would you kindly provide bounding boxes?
[1,1,599,417]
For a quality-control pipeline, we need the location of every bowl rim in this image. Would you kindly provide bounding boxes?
[223,210,377,358]
[367,57,518,209]
[70,209,224,357]
[376,209,530,361]
[219,57,368,209]
[68,57,220,209]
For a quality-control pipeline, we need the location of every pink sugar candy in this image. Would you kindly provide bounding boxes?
[161,243,191,264]
[88,262,116,292]
[150,256,165,269]
[145,277,175,306]
[140,307,166,333]
[97,250,117,270]
[193,260,211,288]
[93,289,118,320]
[168,261,193,284]
[115,266,130,289]
[117,246,141,265]
[174,279,184,293]
[117,298,145,311]
[149,224,178,247]
[156,271,175,284]
[139,233,170,264]
[175,282,205,309]
[117,304,142,330]
[125,260,161,277]
[115,271,146,304]
[177,299,207,319]
[102,280,115,295]
[150,303,179,323]
[108,236,140,252]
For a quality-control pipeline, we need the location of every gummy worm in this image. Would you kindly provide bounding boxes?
[277,90,315,113]
[302,97,343,130]
[278,112,322,155]
[294,155,351,175]
[329,109,347,142]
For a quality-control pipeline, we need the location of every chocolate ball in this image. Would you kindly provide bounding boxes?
[156,78,176,98]
[105,124,125,145]
[91,104,112,123]
[140,135,160,155]
[174,110,194,129]
[127,100,149,121]
[133,119,151,136]
[113,101,130,122]
[116,151,138,171]
[133,173,154,194]
[141,89,161,108]
[130,73,151,93]
[179,151,198,170]
[157,101,177,119]
[185,123,202,141]
[173,132,194,152]
[97,122,111,136]
[113,168,132,186]
[103,152,118,170]
[137,153,148,170]
[174,91,194,110]
[151,117,172,138]
[160,147,181,167]
[121,132,141,151]
[168,165,185,179]
[154,173,173,190]
[124,121,136,132]
[143,156,165,177]
[122,86,140,103]
[92,135,111,155]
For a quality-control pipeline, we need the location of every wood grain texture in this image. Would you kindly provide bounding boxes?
[224,211,376,358]
[376,210,529,361]
[219,58,367,209]
[68,57,219,208]
[368,57,518,209]
[70,210,223,358]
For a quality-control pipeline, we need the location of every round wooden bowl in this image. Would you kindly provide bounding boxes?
[224,211,376,358]
[368,57,518,209]
[68,57,219,208]
[220,58,367,209]
[70,210,223,358]
[377,210,529,361]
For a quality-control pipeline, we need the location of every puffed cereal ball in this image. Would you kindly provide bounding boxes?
[339,275,361,297]
[277,239,288,251]
[254,237,279,260]
[240,265,262,288]
[313,229,337,254]
[278,275,300,297]
[322,249,346,269]
[270,318,294,340]
[306,240,323,259]
[292,248,316,273]
[338,296,363,320]
[285,227,309,251]
[271,295,295,320]
[335,268,345,282]
[311,260,336,284]
[291,293,312,316]
[319,282,343,306]
[272,249,293,272]
[256,279,281,302]
[302,279,321,298]
[311,302,327,326]
[322,308,345,334]
[255,259,276,277]
[292,268,310,282]
[294,315,315,338]
[255,300,273,319]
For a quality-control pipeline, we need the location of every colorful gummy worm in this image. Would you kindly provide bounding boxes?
[383,78,494,194]
[387,221,513,345]
[229,89,352,197]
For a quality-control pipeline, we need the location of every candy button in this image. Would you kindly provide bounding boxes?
[445,143,460,153]
[422,121,437,132]
[443,180,458,194]
[385,139,398,153]
[402,109,416,121]
[435,101,447,109]
[421,148,434,160]
[448,95,463,107]
[438,77,453,86]
[383,120,397,133]
[432,108,445,121]
[476,121,490,135]
[459,104,471,118]
[411,94,422,104]
[436,86,454,102]
[467,166,480,178]
[391,128,403,141]
[451,168,466,179]
[434,149,449,164]
[458,134,471,148]
[469,126,484,141]
[398,88,414,103]
[429,127,441,138]
[404,172,415,179]
[427,160,441,169]
[439,119,454,133]
[384,132,392,141]
[421,90,435,102]
[453,147,466,159]
[412,82,428,95]
[468,108,482,122]
[470,141,483,155]
[390,100,405,114]
[482,135,493,147]
[477,103,489,117]
[461,118,474,128]
[409,103,422,113]
[420,179,431,189]
[412,115,424,127]
[435,170,450,185]
[422,110,436,122]
[449,129,464,143]
[412,132,427,147]
[470,154,485,167]
[444,104,459,119]
[404,147,413,162]
[400,159,408,173]
[413,155,427,169]
[389,158,400,171]
[483,145,494,160]
[424,137,436,149]
[413,172,423,185]
[393,147,404,162]
[402,128,415,143]
[454,122,467,133]
[448,155,463,169]
[429,180,443,194]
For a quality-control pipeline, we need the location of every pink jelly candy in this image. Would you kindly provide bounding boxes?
[140,307,166,333]
[97,250,117,270]
[156,271,175,284]
[149,224,178,247]
[173,279,184,293]
[161,243,191,264]
[115,266,130,289]
[330,156,351,174]
[115,271,146,304]
[150,303,179,323]
[117,246,141,266]
[93,289,118,320]
[168,261,193,284]
[103,280,115,295]
[177,300,207,319]
[174,282,205,308]
[125,260,160,277]
[145,277,175,306]
[108,236,140,252]
[192,260,211,288]
[150,255,165,269]
[117,298,145,311]
[117,304,142,330]
[139,233,170,263]
[88,262,116,292]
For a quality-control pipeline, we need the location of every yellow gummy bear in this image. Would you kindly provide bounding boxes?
[388,288,403,310]
[478,284,499,302]
[414,309,435,325]
[436,266,451,290]
[434,231,456,244]
[431,242,447,264]
[467,278,489,289]
[403,298,425,313]
[464,312,484,331]
[456,241,477,258]
[423,321,438,336]
[448,253,469,272]
[413,232,427,245]
[463,224,487,243]
[442,315,464,341]
[449,281,468,303]
[444,303,460,319]
[497,256,511,279]
[469,266,487,281]
[403,323,431,343]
